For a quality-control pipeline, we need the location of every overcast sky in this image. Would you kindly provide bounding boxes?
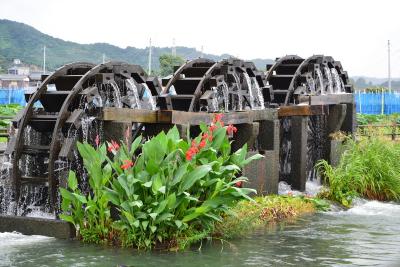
[1,0,399,78]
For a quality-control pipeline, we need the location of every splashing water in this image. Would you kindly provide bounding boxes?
[307,77,316,94]
[232,73,243,111]
[126,78,141,109]
[109,81,122,108]
[141,83,156,110]
[278,179,323,197]
[315,68,325,95]
[81,116,96,142]
[251,77,265,109]
[331,68,343,94]
[243,73,255,109]
[221,81,229,112]
[324,66,334,94]
[211,87,219,112]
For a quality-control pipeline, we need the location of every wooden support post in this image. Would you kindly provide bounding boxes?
[257,119,280,194]
[290,116,308,191]
[340,100,356,135]
[325,104,347,165]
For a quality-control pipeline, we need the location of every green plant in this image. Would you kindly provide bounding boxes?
[60,142,113,244]
[60,114,263,249]
[317,138,400,206]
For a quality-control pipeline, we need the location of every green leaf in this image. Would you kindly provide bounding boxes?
[171,162,189,186]
[166,193,176,209]
[59,214,75,224]
[211,127,226,150]
[175,220,183,228]
[143,181,153,188]
[142,220,149,229]
[130,200,143,208]
[150,225,157,233]
[181,165,212,191]
[158,186,166,194]
[152,173,163,194]
[242,153,264,166]
[67,171,78,190]
[60,188,74,201]
[149,213,158,220]
[130,135,142,156]
[166,126,180,141]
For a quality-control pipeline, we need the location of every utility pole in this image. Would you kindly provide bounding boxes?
[102,53,105,64]
[43,45,46,74]
[201,45,204,58]
[388,40,391,92]
[148,38,152,75]
[172,38,176,56]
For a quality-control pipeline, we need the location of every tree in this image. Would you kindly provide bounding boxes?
[159,54,185,77]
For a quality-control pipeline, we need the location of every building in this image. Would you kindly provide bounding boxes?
[0,74,29,88]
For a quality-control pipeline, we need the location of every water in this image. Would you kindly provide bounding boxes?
[1,199,399,266]
[141,83,157,110]
[315,68,325,95]
[232,73,243,111]
[331,68,343,94]
[109,81,122,108]
[324,66,334,94]
[251,77,265,109]
[125,78,141,109]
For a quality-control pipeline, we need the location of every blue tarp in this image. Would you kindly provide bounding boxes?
[0,88,26,106]
[355,92,400,114]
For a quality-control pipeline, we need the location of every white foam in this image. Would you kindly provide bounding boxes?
[346,200,400,217]
[278,180,324,197]
[0,232,54,248]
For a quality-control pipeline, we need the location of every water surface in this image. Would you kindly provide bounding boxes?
[1,200,399,267]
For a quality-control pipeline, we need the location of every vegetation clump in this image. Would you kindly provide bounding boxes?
[60,114,263,249]
[317,137,400,207]
[214,195,327,239]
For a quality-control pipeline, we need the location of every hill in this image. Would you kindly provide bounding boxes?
[0,19,273,73]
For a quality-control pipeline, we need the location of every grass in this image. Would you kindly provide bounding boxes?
[317,137,400,206]
[0,103,22,142]
[212,195,326,240]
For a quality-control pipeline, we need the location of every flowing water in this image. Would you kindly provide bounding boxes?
[331,68,343,94]
[1,198,399,267]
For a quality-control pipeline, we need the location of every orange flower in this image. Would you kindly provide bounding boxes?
[121,159,134,170]
[213,113,223,123]
[226,124,238,135]
[107,140,120,153]
[198,140,206,149]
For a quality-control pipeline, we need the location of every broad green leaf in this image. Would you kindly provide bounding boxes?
[143,181,153,188]
[59,188,74,201]
[171,162,189,186]
[181,165,212,191]
[166,193,176,209]
[175,220,183,228]
[152,173,163,194]
[142,220,149,229]
[166,126,180,141]
[130,135,142,156]
[67,171,78,190]
[242,153,264,166]
[150,225,157,233]
[59,214,75,224]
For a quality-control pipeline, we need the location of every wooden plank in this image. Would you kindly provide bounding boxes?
[171,111,251,125]
[102,108,278,125]
[102,108,172,123]
[297,93,354,105]
[278,105,328,117]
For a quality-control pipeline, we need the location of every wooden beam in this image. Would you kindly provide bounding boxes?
[101,108,278,125]
[297,93,354,105]
[278,105,328,117]
[101,108,172,123]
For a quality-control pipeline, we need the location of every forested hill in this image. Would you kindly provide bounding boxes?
[0,19,273,73]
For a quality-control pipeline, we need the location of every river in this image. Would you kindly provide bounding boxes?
[0,199,399,267]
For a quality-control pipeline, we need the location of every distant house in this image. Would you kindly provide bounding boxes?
[0,74,29,88]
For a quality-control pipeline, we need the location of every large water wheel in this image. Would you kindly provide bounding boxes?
[267,55,353,184]
[160,58,271,112]
[3,61,160,215]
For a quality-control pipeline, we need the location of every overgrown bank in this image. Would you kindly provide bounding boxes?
[317,136,400,207]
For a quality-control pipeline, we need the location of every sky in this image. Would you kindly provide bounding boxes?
[0,0,399,78]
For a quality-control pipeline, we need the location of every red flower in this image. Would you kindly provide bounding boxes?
[226,124,238,135]
[208,124,217,132]
[95,135,100,147]
[235,181,242,187]
[107,140,120,153]
[287,191,293,197]
[121,159,134,170]
[198,140,206,149]
[213,113,223,123]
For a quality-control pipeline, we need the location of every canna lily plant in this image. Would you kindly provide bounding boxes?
[60,114,263,249]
